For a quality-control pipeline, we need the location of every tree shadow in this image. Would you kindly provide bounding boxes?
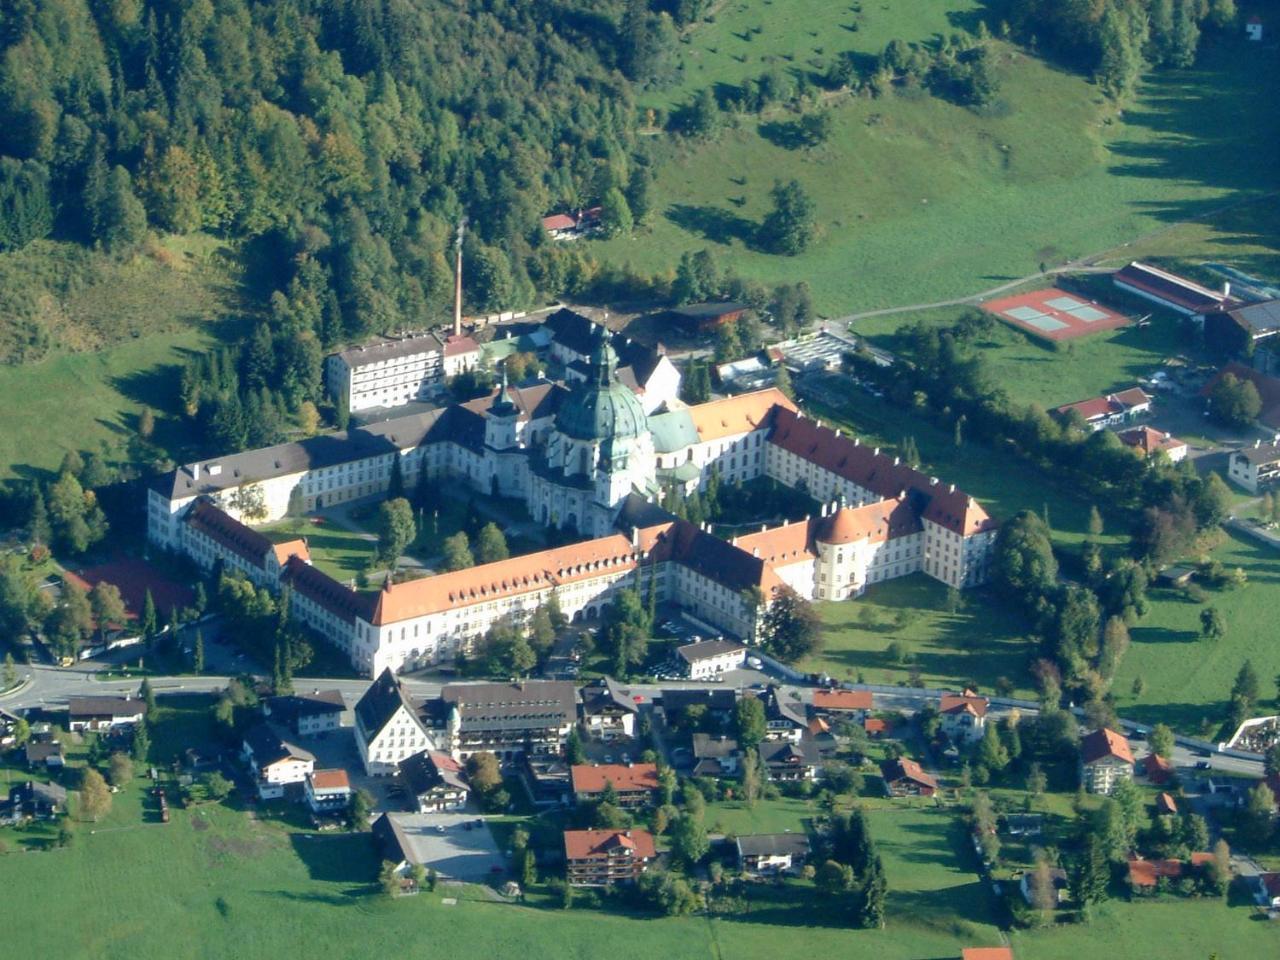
[758,119,809,151]
[665,204,759,248]
[289,832,379,884]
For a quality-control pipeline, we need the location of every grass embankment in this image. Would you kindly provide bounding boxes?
[601,27,1280,315]
[0,234,245,479]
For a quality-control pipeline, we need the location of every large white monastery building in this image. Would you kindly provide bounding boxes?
[147,325,997,677]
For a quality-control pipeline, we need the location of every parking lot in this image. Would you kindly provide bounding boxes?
[384,812,505,881]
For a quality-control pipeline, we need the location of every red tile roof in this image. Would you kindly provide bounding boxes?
[1081,728,1134,766]
[1156,792,1178,815]
[940,693,989,718]
[1114,262,1233,314]
[688,388,796,442]
[767,407,996,537]
[881,757,937,790]
[962,949,1014,960]
[563,828,656,861]
[570,763,660,795]
[1142,752,1173,784]
[309,769,350,790]
[815,498,922,545]
[1117,425,1186,457]
[272,538,311,566]
[1055,387,1151,423]
[1127,854,1212,887]
[812,690,873,712]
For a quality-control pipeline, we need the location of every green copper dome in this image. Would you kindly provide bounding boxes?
[556,326,649,442]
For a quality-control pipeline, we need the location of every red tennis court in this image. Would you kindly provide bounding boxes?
[982,287,1129,342]
[64,555,194,619]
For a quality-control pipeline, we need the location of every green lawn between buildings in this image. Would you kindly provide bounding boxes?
[600,25,1280,317]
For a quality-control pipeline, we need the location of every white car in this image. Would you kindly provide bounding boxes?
[746,656,763,669]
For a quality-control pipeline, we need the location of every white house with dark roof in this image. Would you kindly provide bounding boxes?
[1228,439,1280,493]
[263,690,345,737]
[736,833,810,875]
[242,723,316,799]
[354,669,434,776]
[66,696,147,732]
[677,639,747,680]
[401,750,469,812]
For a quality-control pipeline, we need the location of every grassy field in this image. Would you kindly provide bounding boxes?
[0,234,244,480]
[1111,531,1280,733]
[806,576,1036,697]
[638,0,982,110]
[260,517,376,583]
[601,28,1280,315]
[852,302,1189,410]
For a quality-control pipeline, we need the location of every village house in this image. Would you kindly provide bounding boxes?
[1204,298,1280,356]
[1080,728,1134,796]
[1141,752,1174,785]
[262,690,346,737]
[881,757,938,797]
[1117,425,1188,463]
[577,677,639,741]
[25,740,64,771]
[1054,387,1152,431]
[1127,854,1213,892]
[1020,866,1068,906]
[676,639,747,680]
[541,207,601,240]
[1251,872,1280,910]
[759,686,808,742]
[663,301,749,335]
[2,781,67,823]
[938,692,989,745]
[1227,439,1280,494]
[759,738,823,782]
[691,733,741,777]
[401,750,469,813]
[735,833,811,876]
[1201,363,1280,432]
[354,669,434,776]
[571,763,660,809]
[423,681,577,763]
[65,696,147,733]
[304,769,353,815]
[563,828,656,887]
[242,723,316,800]
[810,689,873,722]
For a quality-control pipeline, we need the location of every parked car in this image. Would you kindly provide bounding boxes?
[746,656,763,669]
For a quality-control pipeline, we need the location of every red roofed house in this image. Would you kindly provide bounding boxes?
[939,693,989,745]
[1113,262,1235,317]
[305,768,353,814]
[811,689,873,721]
[881,757,938,797]
[1080,728,1134,795]
[542,206,602,239]
[570,763,660,809]
[564,828,656,886]
[1246,15,1263,41]
[1141,752,1173,785]
[1055,387,1152,431]
[1156,792,1178,816]
[1117,425,1187,463]
[1127,853,1213,891]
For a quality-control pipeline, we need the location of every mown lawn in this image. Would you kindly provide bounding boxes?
[260,516,376,583]
[1111,531,1280,733]
[852,301,1189,411]
[599,30,1280,316]
[806,576,1035,697]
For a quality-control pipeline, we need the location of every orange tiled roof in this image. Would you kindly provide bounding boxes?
[814,498,921,545]
[962,949,1013,960]
[370,534,637,625]
[732,520,814,568]
[1081,728,1134,766]
[570,763,659,795]
[1117,425,1186,457]
[941,693,989,718]
[813,690,873,711]
[687,388,796,442]
[1127,856,1212,887]
[272,538,311,566]
[563,828,656,861]
[310,769,350,790]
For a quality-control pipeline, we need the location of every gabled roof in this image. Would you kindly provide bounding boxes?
[814,498,922,545]
[282,556,376,624]
[1142,752,1173,783]
[272,539,311,566]
[940,693,989,718]
[333,331,445,366]
[579,677,639,717]
[242,723,315,767]
[1055,387,1151,422]
[1211,298,1280,336]
[1127,855,1212,887]
[687,388,796,442]
[735,833,810,858]
[1117,425,1186,457]
[401,750,468,795]
[265,690,345,724]
[184,499,273,566]
[676,639,746,664]
[881,756,937,789]
[733,520,815,567]
[763,687,808,727]
[812,690,873,712]
[439,681,577,732]
[369,535,637,624]
[1113,262,1234,313]
[371,812,417,866]
[1081,728,1134,766]
[571,763,659,795]
[691,733,739,759]
[309,769,350,791]
[67,696,147,719]
[766,407,996,537]
[563,828,655,860]
[354,668,422,742]
[1156,792,1178,815]
[759,737,822,767]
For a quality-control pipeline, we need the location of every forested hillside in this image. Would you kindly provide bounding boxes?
[0,0,677,347]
